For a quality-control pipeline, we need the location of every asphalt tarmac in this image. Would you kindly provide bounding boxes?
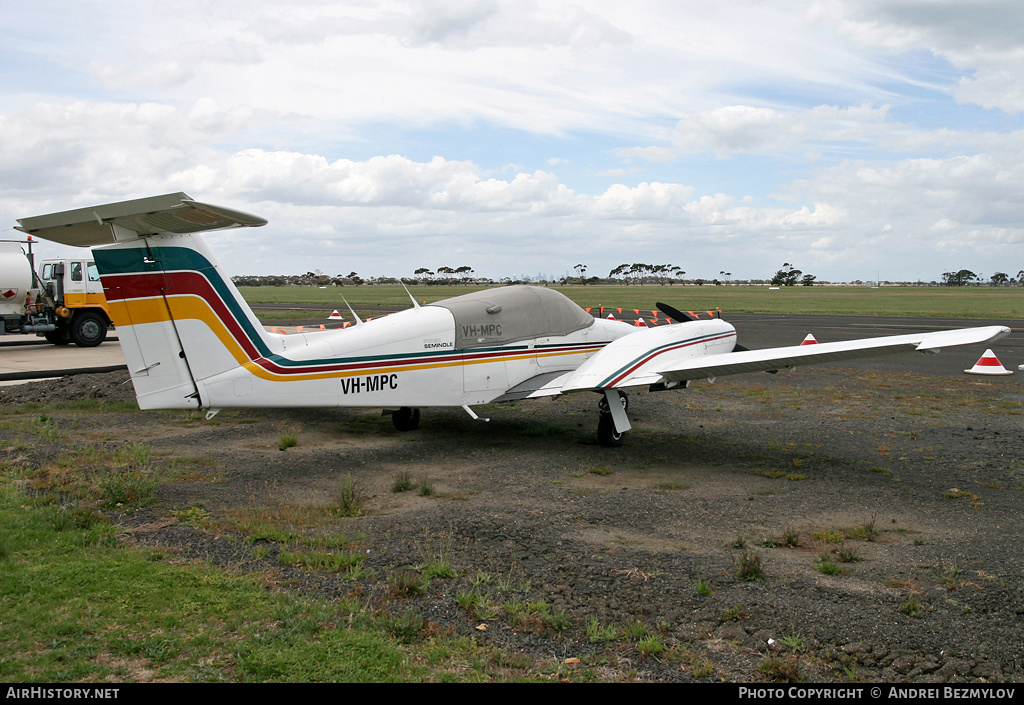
[0,335,126,384]
[0,313,1018,386]
[727,312,1021,381]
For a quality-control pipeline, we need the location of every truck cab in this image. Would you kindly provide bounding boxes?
[37,258,112,346]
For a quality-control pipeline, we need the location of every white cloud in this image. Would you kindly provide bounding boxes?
[667,103,896,157]
[822,0,1024,113]
[3,0,1023,284]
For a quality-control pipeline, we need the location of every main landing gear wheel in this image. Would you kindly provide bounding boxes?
[597,392,628,415]
[597,413,623,447]
[596,392,628,447]
[392,407,420,432]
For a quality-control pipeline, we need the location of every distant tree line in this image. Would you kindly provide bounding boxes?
[941,269,1024,286]
[411,267,482,285]
[770,263,816,287]
[607,263,686,286]
[229,264,1023,288]
[232,266,491,287]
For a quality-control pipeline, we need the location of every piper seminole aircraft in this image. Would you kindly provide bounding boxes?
[16,193,1011,446]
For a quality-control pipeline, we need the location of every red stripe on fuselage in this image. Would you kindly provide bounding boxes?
[105,271,610,378]
[604,333,736,387]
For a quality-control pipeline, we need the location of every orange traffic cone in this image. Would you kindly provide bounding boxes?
[964,349,1013,375]
[801,334,817,345]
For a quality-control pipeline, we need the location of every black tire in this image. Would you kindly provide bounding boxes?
[597,392,628,414]
[597,413,624,447]
[44,330,71,345]
[392,407,420,432]
[70,312,107,347]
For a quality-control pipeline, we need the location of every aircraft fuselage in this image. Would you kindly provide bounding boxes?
[192,305,650,410]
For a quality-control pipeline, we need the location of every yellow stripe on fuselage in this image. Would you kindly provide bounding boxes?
[114,295,601,384]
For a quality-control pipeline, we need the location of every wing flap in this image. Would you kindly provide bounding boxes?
[491,370,574,402]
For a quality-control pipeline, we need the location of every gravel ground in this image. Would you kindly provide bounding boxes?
[3,362,1023,683]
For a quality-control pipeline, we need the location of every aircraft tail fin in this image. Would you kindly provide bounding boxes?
[17,194,270,409]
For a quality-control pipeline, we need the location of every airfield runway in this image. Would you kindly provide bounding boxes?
[0,313,1020,383]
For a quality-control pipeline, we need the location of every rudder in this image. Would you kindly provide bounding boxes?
[96,233,272,409]
[16,193,269,410]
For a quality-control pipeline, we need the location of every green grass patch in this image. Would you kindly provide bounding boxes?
[0,486,415,682]
[0,483,601,682]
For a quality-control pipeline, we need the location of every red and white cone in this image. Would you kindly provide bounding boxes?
[964,349,1013,376]
[327,310,343,320]
[635,317,648,328]
[801,334,818,345]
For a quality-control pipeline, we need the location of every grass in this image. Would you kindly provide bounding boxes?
[585,616,620,643]
[733,550,767,581]
[0,487,417,682]
[758,654,802,683]
[0,476,623,684]
[236,284,1024,319]
[334,475,364,517]
[392,471,415,492]
[415,529,458,579]
[278,548,366,575]
[816,557,843,575]
[637,635,665,656]
[778,634,805,652]
[900,597,923,616]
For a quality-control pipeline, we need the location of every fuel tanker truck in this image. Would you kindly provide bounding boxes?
[0,238,112,347]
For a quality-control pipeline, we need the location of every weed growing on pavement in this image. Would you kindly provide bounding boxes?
[733,550,766,581]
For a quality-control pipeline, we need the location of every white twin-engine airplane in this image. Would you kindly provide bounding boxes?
[16,193,1011,447]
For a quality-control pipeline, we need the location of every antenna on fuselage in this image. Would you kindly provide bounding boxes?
[399,281,420,309]
[341,297,363,325]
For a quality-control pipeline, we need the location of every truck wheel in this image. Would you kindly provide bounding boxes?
[71,312,107,347]
[44,330,71,345]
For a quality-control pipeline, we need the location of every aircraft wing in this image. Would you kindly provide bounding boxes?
[553,323,1011,394]
[654,326,1012,385]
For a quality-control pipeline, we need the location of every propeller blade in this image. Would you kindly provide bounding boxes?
[655,302,699,322]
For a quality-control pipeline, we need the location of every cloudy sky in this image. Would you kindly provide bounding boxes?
[2,0,1022,283]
